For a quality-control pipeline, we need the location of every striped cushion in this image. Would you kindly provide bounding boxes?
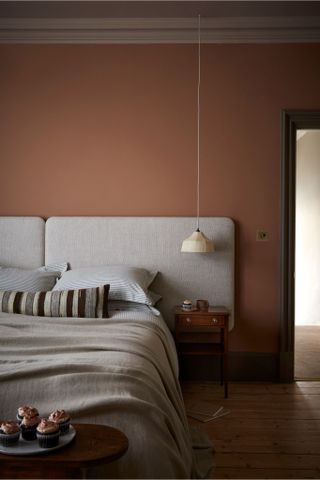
[0,263,68,292]
[0,285,109,318]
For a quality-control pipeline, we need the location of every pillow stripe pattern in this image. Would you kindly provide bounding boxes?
[0,270,60,292]
[53,266,158,305]
[0,285,109,318]
[0,263,68,293]
[38,262,68,274]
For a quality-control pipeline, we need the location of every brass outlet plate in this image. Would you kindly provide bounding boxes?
[256,230,269,241]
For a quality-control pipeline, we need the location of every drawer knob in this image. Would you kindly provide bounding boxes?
[186,317,192,324]
[212,317,218,324]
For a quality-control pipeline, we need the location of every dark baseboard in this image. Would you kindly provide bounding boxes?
[179,352,278,382]
[279,350,294,382]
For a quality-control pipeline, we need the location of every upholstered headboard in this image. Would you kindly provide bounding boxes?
[0,217,45,268]
[45,217,234,329]
[0,216,234,330]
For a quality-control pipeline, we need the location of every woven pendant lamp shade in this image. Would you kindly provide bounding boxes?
[181,229,214,253]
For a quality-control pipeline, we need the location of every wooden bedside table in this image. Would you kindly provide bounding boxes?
[174,306,229,398]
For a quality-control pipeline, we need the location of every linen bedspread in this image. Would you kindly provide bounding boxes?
[0,304,209,478]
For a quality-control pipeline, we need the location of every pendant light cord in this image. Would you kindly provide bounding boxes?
[196,14,201,232]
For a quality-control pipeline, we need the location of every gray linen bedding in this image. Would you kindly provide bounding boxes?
[0,303,212,479]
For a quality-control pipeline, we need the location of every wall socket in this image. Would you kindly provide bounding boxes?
[256,230,269,241]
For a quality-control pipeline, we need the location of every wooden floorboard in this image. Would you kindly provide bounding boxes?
[181,381,320,479]
[295,326,320,380]
[213,467,320,479]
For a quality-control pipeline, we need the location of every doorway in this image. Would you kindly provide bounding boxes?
[295,129,320,380]
[280,111,320,382]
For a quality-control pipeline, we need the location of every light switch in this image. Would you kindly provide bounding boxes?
[256,230,269,241]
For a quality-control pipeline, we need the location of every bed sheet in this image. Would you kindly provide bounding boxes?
[0,302,212,478]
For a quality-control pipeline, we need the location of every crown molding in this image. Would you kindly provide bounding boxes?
[1,16,320,43]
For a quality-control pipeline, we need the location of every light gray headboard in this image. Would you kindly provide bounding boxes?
[0,216,45,268]
[0,216,234,329]
[46,217,235,330]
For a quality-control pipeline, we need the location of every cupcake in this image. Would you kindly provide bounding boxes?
[16,406,39,424]
[0,421,21,447]
[36,419,60,448]
[48,409,71,435]
[20,414,40,441]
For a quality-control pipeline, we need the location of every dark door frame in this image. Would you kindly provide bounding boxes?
[280,110,320,382]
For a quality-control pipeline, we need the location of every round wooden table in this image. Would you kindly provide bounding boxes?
[0,423,129,479]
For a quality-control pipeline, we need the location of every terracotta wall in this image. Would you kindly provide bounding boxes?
[1,44,320,353]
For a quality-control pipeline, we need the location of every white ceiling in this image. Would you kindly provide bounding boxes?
[1,1,320,43]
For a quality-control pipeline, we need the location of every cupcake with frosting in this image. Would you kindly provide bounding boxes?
[20,413,40,441]
[48,409,71,435]
[36,419,60,448]
[0,421,21,447]
[16,406,39,424]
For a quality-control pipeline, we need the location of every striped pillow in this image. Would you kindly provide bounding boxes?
[0,285,109,318]
[0,263,68,292]
[53,265,158,305]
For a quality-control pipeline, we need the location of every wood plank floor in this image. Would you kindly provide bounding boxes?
[181,381,320,479]
[295,326,320,380]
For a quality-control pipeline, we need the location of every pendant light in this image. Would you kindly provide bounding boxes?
[181,15,214,253]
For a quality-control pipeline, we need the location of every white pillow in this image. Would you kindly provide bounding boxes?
[53,265,159,305]
[38,262,68,275]
[0,263,68,292]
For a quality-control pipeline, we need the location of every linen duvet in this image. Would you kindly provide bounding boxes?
[0,302,212,479]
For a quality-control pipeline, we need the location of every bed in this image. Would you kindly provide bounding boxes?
[0,216,234,479]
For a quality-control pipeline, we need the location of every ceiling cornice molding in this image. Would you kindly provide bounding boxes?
[1,16,320,43]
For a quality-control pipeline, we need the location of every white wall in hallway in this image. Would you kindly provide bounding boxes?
[296,130,320,325]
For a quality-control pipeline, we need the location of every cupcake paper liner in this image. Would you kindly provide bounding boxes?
[0,431,20,447]
[58,419,70,435]
[36,431,60,448]
[21,426,38,441]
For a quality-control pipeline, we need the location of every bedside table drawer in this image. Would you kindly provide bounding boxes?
[176,314,226,328]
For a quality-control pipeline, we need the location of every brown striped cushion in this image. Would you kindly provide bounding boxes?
[0,285,109,318]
